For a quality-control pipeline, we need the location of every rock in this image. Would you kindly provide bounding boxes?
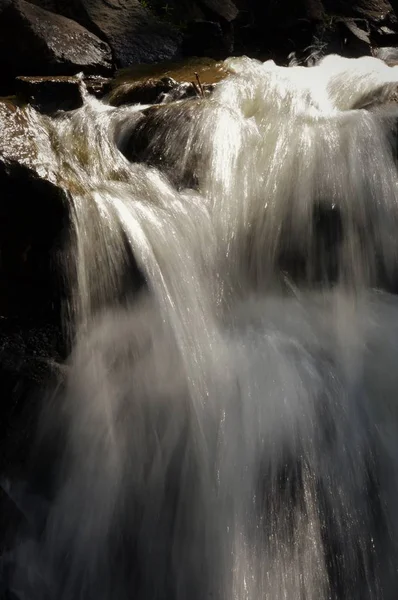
[18,0,398,65]
[323,0,394,20]
[371,23,398,44]
[200,0,238,21]
[109,76,187,106]
[16,76,84,112]
[307,18,374,59]
[119,100,217,188]
[15,75,111,112]
[59,0,182,68]
[0,99,70,322]
[249,0,396,24]
[182,20,233,59]
[85,75,112,98]
[108,57,224,106]
[0,101,68,546]
[0,0,113,93]
[0,316,65,561]
[108,76,214,107]
[232,0,398,59]
[373,45,398,63]
[25,0,58,10]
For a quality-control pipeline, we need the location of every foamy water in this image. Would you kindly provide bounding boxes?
[6,55,398,599]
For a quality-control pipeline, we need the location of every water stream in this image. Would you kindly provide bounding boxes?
[6,54,398,599]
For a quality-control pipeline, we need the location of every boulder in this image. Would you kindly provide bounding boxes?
[16,76,84,112]
[108,76,215,107]
[0,0,113,93]
[373,45,398,63]
[119,100,208,189]
[0,100,68,545]
[231,0,398,60]
[0,99,70,322]
[15,75,111,112]
[56,0,182,68]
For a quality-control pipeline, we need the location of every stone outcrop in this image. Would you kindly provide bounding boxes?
[0,99,69,322]
[38,0,182,67]
[0,0,113,93]
[13,0,398,67]
[15,75,111,112]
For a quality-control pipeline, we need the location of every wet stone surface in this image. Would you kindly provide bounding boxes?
[15,75,111,113]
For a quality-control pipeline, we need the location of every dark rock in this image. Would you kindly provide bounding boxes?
[85,75,112,98]
[0,99,70,322]
[342,18,372,42]
[108,76,214,107]
[250,0,396,24]
[323,0,394,20]
[109,77,184,106]
[182,20,233,59]
[119,100,209,188]
[0,100,73,563]
[58,0,182,68]
[20,0,398,65]
[306,18,373,59]
[371,23,398,44]
[0,317,65,558]
[200,0,238,21]
[0,0,113,93]
[15,75,111,112]
[373,45,398,63]
[15,76,84,112]
[232,0,398,59]
[25,0,58,10]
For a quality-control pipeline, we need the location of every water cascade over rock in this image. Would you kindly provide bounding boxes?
[4,54,398,600]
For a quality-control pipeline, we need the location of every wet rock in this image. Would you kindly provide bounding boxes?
[19,0,398,64]
[85,75,112,98]
[0,99,70,322]
[15,76,84,112]
[109,57,226,106]
[108,76,214,107]
[59,0,182,68]
[0,96,67,542]
[0,100,73,561]
[0,0,113,93]
[15,75,111,113]
[373,45,398,63]
[232,0,398,59]
[304,18,374,60]
[371,23,398,44]
[119,100,209,188]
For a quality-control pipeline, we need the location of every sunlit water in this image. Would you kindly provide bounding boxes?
[6,55,398,599]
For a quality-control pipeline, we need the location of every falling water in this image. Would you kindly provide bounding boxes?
[6,55,398,599]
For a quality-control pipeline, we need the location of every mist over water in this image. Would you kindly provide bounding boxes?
[7,55,398,599]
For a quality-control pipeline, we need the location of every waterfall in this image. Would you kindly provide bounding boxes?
[6,54,398,599]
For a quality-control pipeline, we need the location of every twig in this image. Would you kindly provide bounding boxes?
[194,72,205,98]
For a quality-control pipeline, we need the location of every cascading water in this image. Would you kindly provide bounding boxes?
[6,54,398,599]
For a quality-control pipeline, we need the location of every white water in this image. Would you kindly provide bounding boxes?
[7,55,398,599]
